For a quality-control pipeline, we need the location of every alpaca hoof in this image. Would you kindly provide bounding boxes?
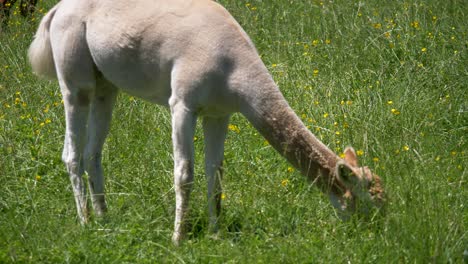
[172,232,184,246]
[94,205,108,218]
[207,232,221,241]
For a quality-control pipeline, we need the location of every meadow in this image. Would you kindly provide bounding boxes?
[0,0,466,262]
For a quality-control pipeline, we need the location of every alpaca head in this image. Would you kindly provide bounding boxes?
[329,147,385,219]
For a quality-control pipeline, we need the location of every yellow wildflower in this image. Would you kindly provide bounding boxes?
[228,124,240,133]
[356,150,364,156]
[281,179,289,187]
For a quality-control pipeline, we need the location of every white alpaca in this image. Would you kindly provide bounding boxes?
[29,0,384,244]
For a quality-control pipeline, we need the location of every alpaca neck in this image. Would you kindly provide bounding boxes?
[239,71,344,194]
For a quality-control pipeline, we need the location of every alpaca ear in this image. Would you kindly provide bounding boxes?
[337,161,359,187]
[344,147,358,167]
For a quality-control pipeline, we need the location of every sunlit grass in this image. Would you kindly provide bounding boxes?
[0,0,466,262]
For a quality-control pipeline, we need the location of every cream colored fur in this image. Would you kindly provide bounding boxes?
[29,0,384,245]
[28,2,60,79]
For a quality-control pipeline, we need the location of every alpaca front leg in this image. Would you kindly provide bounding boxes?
[202,116,230,234]
[170,102,197,245]
[62,90,92,224]
[84,85,117,217]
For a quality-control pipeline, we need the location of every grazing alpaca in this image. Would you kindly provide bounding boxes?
[29,0,384,244]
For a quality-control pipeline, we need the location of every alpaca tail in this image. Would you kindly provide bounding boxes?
[28,3,61,79]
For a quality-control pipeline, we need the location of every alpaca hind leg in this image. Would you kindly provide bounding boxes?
[202,115,230,234]
[61,87,93,224]
[84,81,118,217]
[52,21,97,224]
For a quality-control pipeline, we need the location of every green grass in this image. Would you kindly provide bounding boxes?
[1,0,466,262]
